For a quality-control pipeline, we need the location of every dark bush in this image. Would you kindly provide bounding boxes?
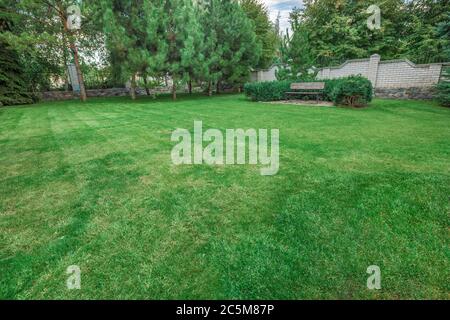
[435,68,450,107]
[322,79,341,101]
[0,29,33,106]
[330,76,373,107]
[243,80,291,101]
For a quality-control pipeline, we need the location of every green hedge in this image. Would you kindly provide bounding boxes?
[244,76,373,107]
[323,78,341,101]
[243,80,291,101]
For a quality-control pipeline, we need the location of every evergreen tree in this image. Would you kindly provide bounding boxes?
[101,0,166,100]
[274,11,281,37]
[198,0,223,96]
[436,13,450,60]
[435,14,450,107]
[184,2,206,94]
[241,0,277,69]
[404,0,450,64]
[436,68,450,107]
[159,0,203,100]
[277,8,315,81]
[158,0,203,100]
[198,0,260,93]
[217,0,260,91]
[0,8,33,106]
[0,45,33,106]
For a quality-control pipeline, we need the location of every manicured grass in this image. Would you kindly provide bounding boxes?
[1,94,449,299]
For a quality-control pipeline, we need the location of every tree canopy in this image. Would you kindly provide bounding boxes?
[241,0,277,69]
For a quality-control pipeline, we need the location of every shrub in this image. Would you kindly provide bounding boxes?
[330,76,373,107]
[435,68,450,107]
[244,80,291,101]
[322,78,342,101]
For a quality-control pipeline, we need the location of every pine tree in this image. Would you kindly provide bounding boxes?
[198,0,223,96]
[158,0,203,100]
[274,11,281,37]
[185,2,206,94]
[217,0,260,91]
[435,14,450,107]
[101,0,139,100]
[291,27,319,80]
[101,0,165,100]
[277,9,315,81]
[0,4,33,106]
[436,68,450,107]
[241,0,277,69]
[198,0,260,94]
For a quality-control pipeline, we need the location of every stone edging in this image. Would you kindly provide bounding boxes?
[375,87,436,100]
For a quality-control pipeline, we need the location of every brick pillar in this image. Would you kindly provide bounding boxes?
[368,54,380,88]
[429,64,442,85]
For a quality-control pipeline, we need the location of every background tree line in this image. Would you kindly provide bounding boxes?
[0,0,277,104]
[277,0,450,80]
[0,0,449,105]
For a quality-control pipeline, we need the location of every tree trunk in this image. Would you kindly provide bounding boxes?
[62,36,69,92]
[172,77,177,100]
[208,81,212,96]
[130,73,137,100]
[216,81,220,94]
[188,80,192,94]
[72,46,87,101]
[143,76,151,95]
[63,68,69,92]
[57,3,86,102]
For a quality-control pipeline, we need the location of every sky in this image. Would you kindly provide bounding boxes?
[263,0,304,33]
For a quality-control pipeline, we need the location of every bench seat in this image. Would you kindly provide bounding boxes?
[286,82,326,103]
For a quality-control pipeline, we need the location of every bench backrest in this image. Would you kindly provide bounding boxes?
[290,82,325,90]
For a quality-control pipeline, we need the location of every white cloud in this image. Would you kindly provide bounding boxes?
[262,0,304,33]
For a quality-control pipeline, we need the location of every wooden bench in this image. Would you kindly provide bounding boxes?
[286,82,325,103]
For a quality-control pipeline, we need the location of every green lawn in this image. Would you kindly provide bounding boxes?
[1,94,449,299]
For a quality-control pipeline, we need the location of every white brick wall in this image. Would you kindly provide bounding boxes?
[250,65,278,82]
[316,54,447,89]
[317,59,370,80]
